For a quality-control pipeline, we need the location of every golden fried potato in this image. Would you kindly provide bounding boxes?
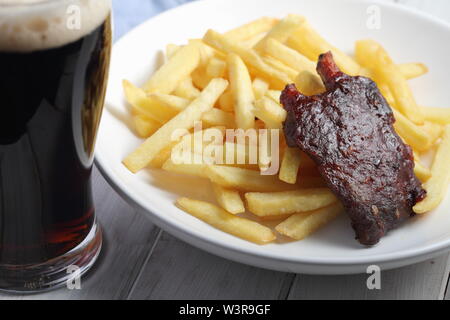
[176,198,276,244]
[245,189,337,216]
[414,126,450,213]
[276,202,343,240]
[123,78,228,172]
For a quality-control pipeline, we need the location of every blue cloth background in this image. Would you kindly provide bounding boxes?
[112,0,196,40]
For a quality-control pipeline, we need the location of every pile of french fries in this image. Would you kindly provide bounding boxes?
[122,15,450,245]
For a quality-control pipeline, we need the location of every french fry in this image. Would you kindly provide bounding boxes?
[258,214,293,222]
[218,90,234,112]
[355,40,423,124]
[143,43,200,94]
[264,38,317,75]
[241,33,268,48]
[225,17,279,42]
[393,109,431,152]
[276,202,343,240]
[256,130,276,160]
[378,82,396,107]
[254,14,305,52]
[148,93,190,111]
[227,53,256,129]
[164,45,199,108]
[188,39,219,66]
[206,57,228,79]
[414,126,450,213]
[225,162,260,171]
[191,66,211,90]
[397,63,428,80]
[265,90,282,104]
[176,198,276,244]
[222,141,258,168]
[170,126,226,162]
[149,143,176,168]
[162,158,208,178]
[173,77,201,100]
[166,43,181,59]
[133,115,160,138]
[414,160,431,183]
[362,67,398,110]
[359,53,427,83]
[354,39,378,68]
[166,47,201,104]
[123,80,178,123]
[422,121,443,145]
[412,151,429,184]
[254,97,287,129]
[367,64,428,94]
[252,78,270,100]
[258,129,272,172]
[357,67,372,78]
[423,107,450,125]
[139,97,232,136]
[245,189,337,216]
[206,165,298,192]
[188,39,223,89]
[279,147,302,184]
[262,56,298,80]
[377,50,424,124]
[201,108,236,128]
[212,184,245,214]
[203,29,292,89]
[366,64,410,110]
[294,71,325,96]
[287,21,360,75]
[123,78,228,173]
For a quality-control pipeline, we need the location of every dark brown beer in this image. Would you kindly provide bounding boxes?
[0,14,111,266]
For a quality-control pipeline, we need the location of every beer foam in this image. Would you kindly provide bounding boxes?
[0,0,111,52]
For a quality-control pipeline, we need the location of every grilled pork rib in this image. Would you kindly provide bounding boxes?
[281,52,425,245]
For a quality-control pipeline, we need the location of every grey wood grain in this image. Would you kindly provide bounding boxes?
[445,266,450,300]
[0,167,159,300]
[128,232,295,300]
[288,254,450,300]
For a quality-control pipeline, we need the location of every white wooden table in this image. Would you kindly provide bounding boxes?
[2,0,450,300]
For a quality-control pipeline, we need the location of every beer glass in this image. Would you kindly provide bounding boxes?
[0,0,112,292]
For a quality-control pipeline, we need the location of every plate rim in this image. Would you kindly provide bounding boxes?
[96,0,450,273]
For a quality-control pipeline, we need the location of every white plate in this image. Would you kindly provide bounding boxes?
[96,0,450,274]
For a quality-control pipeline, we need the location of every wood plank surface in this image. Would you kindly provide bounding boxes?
[288,255,450,300]
[128,232,295,300]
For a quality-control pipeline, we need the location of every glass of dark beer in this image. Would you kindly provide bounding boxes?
[0,0,112,292]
